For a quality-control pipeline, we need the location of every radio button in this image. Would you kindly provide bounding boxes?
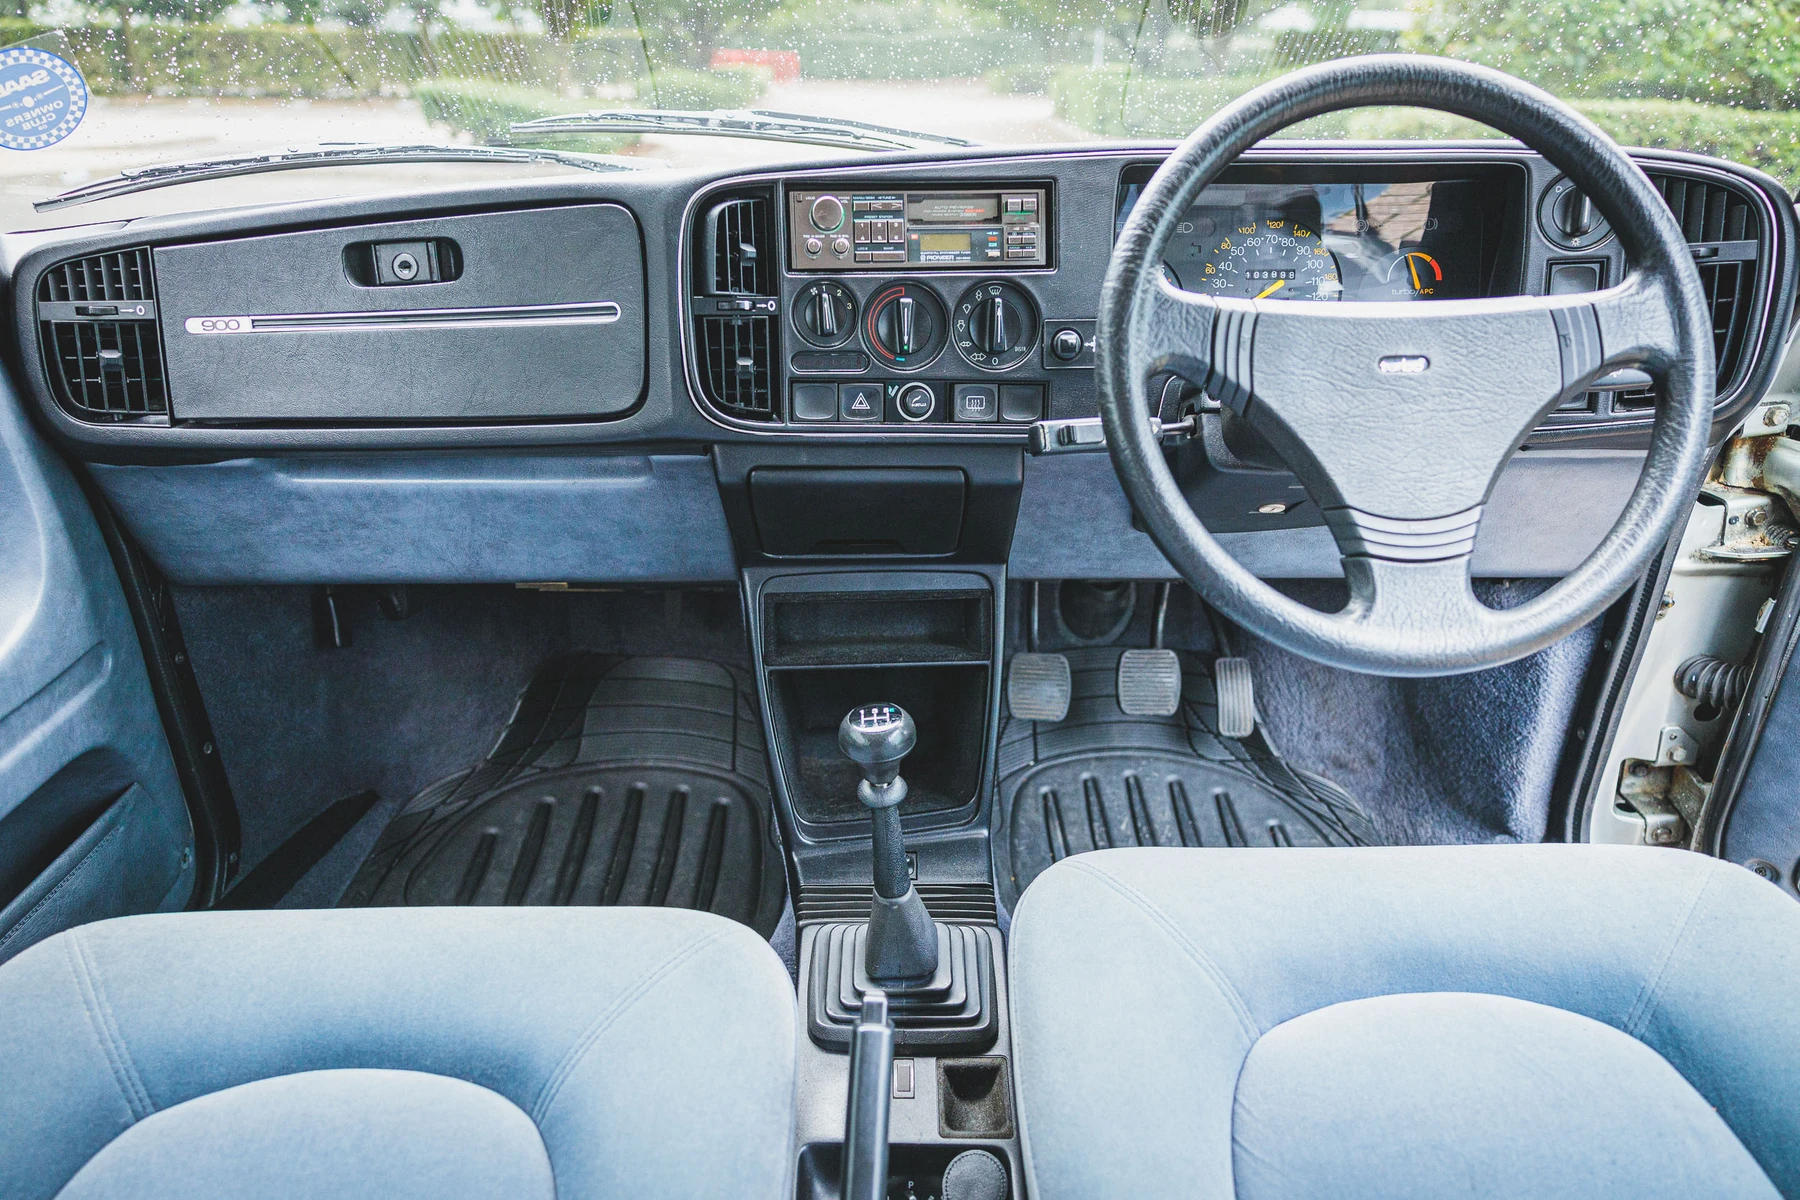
[804,237,823,257]
[874,250,906,262]
[833,237,852,256]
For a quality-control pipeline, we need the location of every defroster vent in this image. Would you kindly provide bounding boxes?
[36,248,169,421]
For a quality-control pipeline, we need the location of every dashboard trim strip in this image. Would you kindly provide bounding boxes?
[182,300,622,336]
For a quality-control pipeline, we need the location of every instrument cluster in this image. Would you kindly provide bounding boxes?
[1116,166,1517,304]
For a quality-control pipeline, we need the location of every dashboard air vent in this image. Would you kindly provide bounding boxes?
[36,248,169,421]
[1649,173,1761,398]
[698,314,775,419]
[37,247,156,303]
[707,196,773,295]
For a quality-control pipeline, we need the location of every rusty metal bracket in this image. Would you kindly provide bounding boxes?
[1617,758,1711,847]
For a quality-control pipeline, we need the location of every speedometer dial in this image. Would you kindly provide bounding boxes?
[1182,217,1343,301]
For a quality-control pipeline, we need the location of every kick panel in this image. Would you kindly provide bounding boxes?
[155,204,645,422]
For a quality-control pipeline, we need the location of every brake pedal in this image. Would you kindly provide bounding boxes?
[1214,656,1256,739]
[1008,652,1072,722]
[1117,648,1182,717]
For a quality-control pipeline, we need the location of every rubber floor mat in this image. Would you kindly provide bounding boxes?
[340,655,786,936]
[996,647,1378,910]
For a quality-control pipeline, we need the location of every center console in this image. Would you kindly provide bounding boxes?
[742,564,1024,1199]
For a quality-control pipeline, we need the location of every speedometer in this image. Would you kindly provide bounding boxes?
[1180,217,1343,301]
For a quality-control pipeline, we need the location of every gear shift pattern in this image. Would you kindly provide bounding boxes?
[839,704,939,982]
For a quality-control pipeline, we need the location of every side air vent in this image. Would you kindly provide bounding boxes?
[1557,172,1766,422]
[36,248,169,421]
[693,191,780,422]
[698,314,775,418]
[706,196,773,296]
[1652,172,1761,397]
[38,248,156,303]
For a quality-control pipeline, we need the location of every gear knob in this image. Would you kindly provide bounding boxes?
[839,703,916,788]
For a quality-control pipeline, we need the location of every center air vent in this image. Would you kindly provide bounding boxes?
[706,196,773,296]
[698,314,775,418]
[36,248,169,421]
[693,191,779,421]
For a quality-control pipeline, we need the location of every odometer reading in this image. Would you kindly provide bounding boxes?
[1177,218,1343,301]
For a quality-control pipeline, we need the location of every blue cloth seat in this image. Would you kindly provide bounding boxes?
[1008,845,1800,1199]
[0,906,796,1200]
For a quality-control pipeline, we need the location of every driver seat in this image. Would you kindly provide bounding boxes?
[1009,845,1800,1199]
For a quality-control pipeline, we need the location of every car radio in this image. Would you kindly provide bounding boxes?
[788,186,1048,270]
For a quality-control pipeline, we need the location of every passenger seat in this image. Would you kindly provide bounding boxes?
[0,906,796,1199]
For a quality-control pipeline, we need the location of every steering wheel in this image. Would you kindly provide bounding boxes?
[1100,55,1715,677]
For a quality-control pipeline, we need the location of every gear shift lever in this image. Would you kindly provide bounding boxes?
[839,703,939,982]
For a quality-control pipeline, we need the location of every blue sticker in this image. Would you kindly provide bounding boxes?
[0,46,88,151]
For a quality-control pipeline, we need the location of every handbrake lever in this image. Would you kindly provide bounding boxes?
[841,989,894,1200]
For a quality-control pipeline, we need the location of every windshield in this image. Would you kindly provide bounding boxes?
[3,0,1795,230]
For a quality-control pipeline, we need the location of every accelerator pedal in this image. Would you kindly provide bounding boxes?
[1214,656,1256,739]
[1116,649,1182,718]
[1008,652,1072,722]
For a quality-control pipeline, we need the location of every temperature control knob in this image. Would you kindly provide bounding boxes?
[794,280,856,348]
[865,282,947,370]
[810,194,846,232]
[953,281,1038,371]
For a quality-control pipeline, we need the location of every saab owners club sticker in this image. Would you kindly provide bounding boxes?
[0,46,89,151]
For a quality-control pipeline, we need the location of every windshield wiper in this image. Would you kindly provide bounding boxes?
[35,143,637,212]
[510,109,975,153]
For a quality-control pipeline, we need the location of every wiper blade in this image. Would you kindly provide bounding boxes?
[35,143,636,212]
[510,109,975,152]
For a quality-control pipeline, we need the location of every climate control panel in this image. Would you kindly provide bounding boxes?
[789,186,1049,270]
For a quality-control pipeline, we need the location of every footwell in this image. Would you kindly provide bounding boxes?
[340,655,787,936]
[995,647,1379,911]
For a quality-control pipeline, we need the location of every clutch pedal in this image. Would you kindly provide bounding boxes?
[1117,649,1182,718]
[1008,652,1072,723]
[1214,656,1256,739]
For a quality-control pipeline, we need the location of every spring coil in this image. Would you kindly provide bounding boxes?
[1674,654,1751,711]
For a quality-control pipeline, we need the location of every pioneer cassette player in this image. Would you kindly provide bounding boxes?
[787,186,1049,270]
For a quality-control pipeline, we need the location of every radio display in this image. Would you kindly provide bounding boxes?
[918,232,973,254]
[908,194,1000,224]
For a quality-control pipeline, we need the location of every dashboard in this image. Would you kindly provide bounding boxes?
[2,138,1795,586]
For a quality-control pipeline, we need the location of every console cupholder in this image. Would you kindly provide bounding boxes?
[938,1057,1014,1139]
